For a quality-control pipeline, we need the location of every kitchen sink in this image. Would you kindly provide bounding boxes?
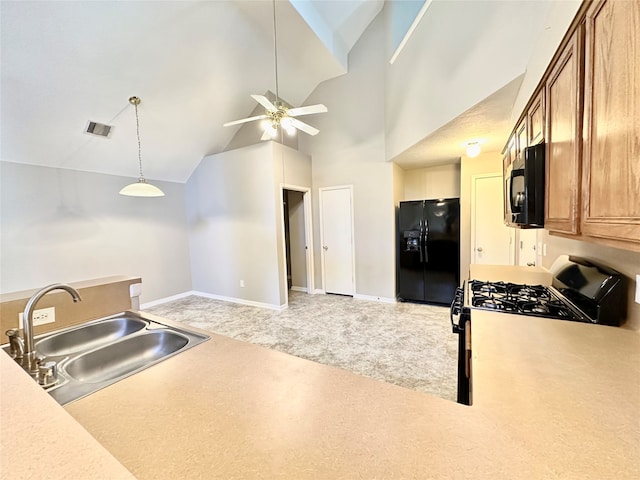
[36,316,147,357]
[65,330,189,383]
[3,311,209,405]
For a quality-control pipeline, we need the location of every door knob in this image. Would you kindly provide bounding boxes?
[476,247,483,252]
[323,246,328,251]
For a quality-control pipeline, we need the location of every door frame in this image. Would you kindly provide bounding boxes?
[319,185,356,295]
[470,173,515,265]
[280,184,314,306]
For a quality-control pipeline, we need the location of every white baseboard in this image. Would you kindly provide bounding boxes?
[290,286,308,293]
[353,294,397,304]
[313,289,326,294]
[140,291,195,309]
[141,290,286,311]
[191,291,286,311]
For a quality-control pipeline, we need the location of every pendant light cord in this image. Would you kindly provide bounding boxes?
[272,0,279,105]
[134,101,144,179]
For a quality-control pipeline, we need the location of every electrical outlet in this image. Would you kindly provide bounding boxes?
[635,275,640,305]
[240,280,245,288]
[18,307,56,328]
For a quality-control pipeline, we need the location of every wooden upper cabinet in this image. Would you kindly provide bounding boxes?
[527,90,545,145]
[544,28,583,235]
[516,120,527,156]
[503,134,516,170]
[581,0,640,248]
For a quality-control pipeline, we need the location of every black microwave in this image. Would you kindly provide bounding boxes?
[505,143,545,228]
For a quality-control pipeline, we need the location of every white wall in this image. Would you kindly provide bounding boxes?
[403,163,460,201]
[0,162,192,303]
[299,12,395,300]
[186,142,311,308]
[385,0,553,161]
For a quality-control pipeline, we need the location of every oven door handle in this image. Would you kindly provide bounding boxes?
[450,287,464,334]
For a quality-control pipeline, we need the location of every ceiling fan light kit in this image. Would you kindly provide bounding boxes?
[223,0,327,139]
[119,96,165,198]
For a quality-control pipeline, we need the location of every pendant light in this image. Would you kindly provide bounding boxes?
[119,96,165,197]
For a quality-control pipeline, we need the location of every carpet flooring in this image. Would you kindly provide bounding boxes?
[145,291,458,402]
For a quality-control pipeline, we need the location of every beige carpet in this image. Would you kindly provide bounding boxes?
[145,291,458,402]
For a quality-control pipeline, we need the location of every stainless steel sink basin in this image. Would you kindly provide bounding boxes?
[65,330,189,383]
[3,311,209,405]
[36,316,147,356]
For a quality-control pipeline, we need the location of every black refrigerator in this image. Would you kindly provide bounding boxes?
[397,198,460,305]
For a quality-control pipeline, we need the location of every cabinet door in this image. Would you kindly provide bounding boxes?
[503,134,516,169]
[516,120,527,157]
[581,0,640,247]
[544,29,583,235]
[527,90,545,145]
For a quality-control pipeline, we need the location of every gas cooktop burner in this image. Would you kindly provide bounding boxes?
[469,280,581,321]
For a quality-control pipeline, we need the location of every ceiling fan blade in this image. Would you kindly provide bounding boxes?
[287,104,328,117]
[223,114,267,127]
[290,118,319,136]
[251,94,277,112]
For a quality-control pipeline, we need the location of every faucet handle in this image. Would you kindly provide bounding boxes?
[5,329,24,362]
[38,361,58,387]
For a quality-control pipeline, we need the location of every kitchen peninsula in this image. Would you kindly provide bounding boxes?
[2,308,638,479]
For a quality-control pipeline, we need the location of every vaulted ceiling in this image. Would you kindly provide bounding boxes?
[2,0,560,182]
[1,1,381,183]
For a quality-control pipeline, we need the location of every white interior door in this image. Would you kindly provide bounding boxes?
[320,186,354,295]
[471,174,515,265]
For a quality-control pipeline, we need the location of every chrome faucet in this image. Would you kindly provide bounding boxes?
[10,283,82,378]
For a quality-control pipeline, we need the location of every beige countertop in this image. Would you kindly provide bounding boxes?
[0,352,135,480]
[2,301,639,478]
[469,264,552,285]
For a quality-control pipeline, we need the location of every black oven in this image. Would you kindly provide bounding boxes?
[505,143,545,228]
[450,288,471,405]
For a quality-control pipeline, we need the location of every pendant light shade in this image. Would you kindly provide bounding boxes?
[120,96,164,197]
[119,178,165,197]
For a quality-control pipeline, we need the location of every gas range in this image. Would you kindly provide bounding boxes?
[451,255,625,328]
[467,280,585,321]
[449,256,625,406]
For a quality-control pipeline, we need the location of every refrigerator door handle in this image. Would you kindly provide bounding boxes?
[418,220,424,263]
[423,218,429,263]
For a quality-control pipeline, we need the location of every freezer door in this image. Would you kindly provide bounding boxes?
[423,199,460,305]
[397,201,425,301]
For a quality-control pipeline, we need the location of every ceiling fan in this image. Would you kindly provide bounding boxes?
[223,0,327,140]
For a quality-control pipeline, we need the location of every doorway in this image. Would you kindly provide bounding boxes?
[471,174,515,265]
[281,186,314,304]
[319,186,355,296]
